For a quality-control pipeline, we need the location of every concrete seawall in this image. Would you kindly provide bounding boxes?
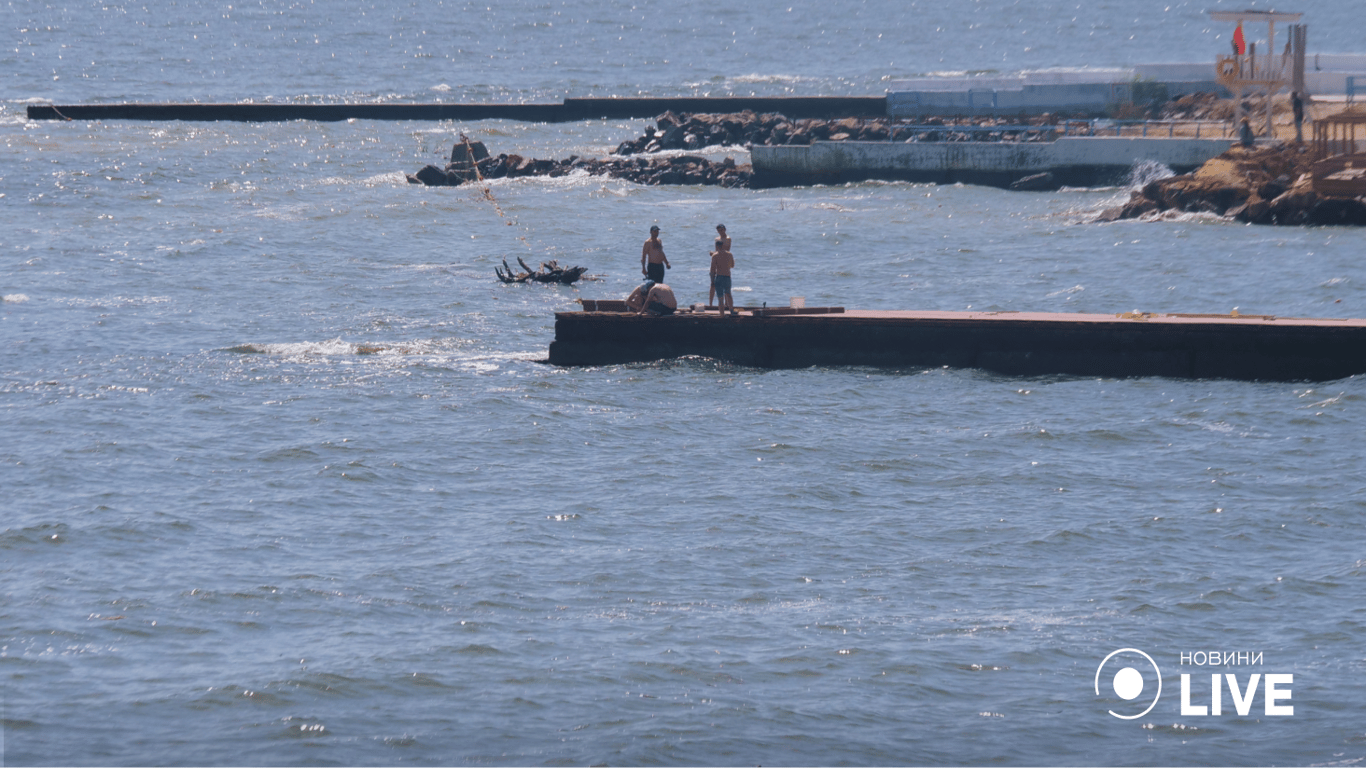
[750,137,1234,188]
[26,96,887,123]
[549,308,1366,381]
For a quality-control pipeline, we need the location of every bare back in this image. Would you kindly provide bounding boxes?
[710,249,734,277]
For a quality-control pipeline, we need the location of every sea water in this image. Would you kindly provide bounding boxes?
[4,1,1366,765]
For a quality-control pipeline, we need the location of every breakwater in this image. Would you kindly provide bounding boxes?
[549,306,1366,381]
[1099,142,1366,226]
[749,136,1232,189]
[25,96,886,123]
[407,139,751,188]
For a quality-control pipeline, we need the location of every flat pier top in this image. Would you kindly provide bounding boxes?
[834,309,1366,328]
[567,305,1366,329]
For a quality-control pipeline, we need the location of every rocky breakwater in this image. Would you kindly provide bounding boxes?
[1099,142,1366,226]
[407,139,752,189]
[612,110,1058,155]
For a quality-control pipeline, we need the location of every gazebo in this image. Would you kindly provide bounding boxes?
[1311,107,1366,196]
[1210,10,1304,138]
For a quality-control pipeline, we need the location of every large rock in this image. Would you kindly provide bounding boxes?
[411,164,451,186]
[451,140,489,165]
[1102,143,1346,226]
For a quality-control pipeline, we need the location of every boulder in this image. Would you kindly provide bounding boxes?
[450,140,489,165]
[413,164,450,186]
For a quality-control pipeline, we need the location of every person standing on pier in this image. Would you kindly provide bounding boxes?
[709,223,731,307]
[709,237,735,316]
[641,225,670,283]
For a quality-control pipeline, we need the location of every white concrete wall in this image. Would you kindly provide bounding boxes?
[885,57,1366,116]
[1306,71,1366,96]
[751,137,1233,176]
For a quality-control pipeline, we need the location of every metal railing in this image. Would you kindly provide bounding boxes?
[1060,119,1231,139]
[868,118,1231,143]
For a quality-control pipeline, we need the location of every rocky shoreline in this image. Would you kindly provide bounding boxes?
[407,110,1078,190]
[407,137,752,189]
[1097,143,1366,227]
[407,99,1366,228]
[610,110,1060,155]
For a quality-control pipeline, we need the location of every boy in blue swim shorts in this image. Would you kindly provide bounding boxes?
[709,237,735,315]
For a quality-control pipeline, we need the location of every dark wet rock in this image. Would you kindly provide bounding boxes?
[605,111,1075,155]
[409,164,452,186]
[1100,142,1366,227]
[451,140,489,165]
[411,141,753,188]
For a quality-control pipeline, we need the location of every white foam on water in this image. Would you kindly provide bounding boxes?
[3,294,30,303]
[1125,159,1176,190]
[1046,285,1085,298]
[62,295,171,308]
[728,73,813,85]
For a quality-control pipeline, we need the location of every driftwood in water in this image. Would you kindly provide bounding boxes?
[496,257,589,285]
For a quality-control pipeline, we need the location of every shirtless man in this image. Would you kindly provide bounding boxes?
[639,282,677,316]
[709,237,735,315]
[709,223,731,306]
[625,281,651,312]
[641,225,670,283]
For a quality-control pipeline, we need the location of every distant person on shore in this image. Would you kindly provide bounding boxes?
[640,282,677,316]
[709,223,731,306]
[709,237,735,316]
[641,225,670,283]
[1292,91,1305,143]
[1239,117,1255,148]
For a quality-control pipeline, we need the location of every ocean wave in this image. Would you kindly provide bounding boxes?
[222,339,543,368]
[1125,158,1175,190]
[226,338,432,357]
[3,294,30,303]
[728,73,815,85]
[1045,285,1085,298]
[62,295,171,308]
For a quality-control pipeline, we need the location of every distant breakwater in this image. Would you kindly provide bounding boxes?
[26,96,886,123]
[611,110,1060,155]
[407,110,1067,190]
[406,137,752,189]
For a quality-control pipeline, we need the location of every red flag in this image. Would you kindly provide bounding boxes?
[1233,22,1246,55]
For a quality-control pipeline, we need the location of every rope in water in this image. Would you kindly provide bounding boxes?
[460,132,533,251]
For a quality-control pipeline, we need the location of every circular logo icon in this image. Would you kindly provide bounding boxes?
[1095,648,1162,719]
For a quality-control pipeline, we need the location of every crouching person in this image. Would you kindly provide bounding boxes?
[640,282,677,316]
[625,281,652,312]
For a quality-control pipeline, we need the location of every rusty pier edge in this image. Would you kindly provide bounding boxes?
[548,308,1366,381]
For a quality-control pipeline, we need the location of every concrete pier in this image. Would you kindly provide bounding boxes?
[549,306,1366,381]
[25,96,887,123]
[750,136,1234,188]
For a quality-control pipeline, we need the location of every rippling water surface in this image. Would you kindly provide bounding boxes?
[4,1,1366,766]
